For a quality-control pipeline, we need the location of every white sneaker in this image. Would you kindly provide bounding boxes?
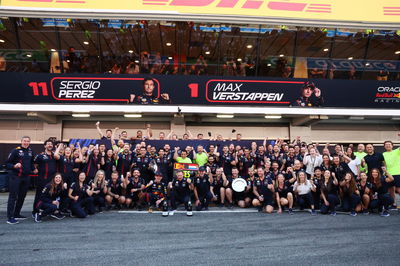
[186,211,193,216]
[169,210,175,216]
[162,211,169,217]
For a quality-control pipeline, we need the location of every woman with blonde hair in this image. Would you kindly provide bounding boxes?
[89,169,108,213]
[275,173,294,214]
[293,170,317,215]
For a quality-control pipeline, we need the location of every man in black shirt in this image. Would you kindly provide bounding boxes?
[194,166,214,211]
[95,121,115,150]
[362,144,385,174]
[33,140,61,216]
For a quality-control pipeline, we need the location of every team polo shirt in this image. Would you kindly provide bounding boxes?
[383,148,400,175]
[176,157,192,163]
[195,152,208,166]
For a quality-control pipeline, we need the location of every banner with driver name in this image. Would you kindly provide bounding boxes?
[0,72,399,108]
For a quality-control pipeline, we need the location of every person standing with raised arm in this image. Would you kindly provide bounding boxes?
[95,121,114,150]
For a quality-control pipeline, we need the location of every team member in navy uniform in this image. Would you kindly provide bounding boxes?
[332,155,351,181]
[68,172,95,218]
[89,170,108,212]
[155,148,172,183]
[129,78,171,104]
[82,146,101,182]
[146,172,168,215]
[211,167,229,207]
[125,169,146,209]
[95,121,115,150]
[369,167,394,217]
[205,155,219,178]
[34,173,66,222]
[227,167,245,208]
[252,167,275,213]
[193,166,214,211]
[105,171,126,209]
[238,148,256,177]
[132,147,153,182]
[220,145,235,176]
[356,172,372,214]
[33,140,61,217]
[320,170,339,215]
[169,170,194,216]
[101,149,117,181]
[244,167,256,207]
[275,173,294,214]
[5,136,37,224]
[340,172,361,216]
[117,144,134,178]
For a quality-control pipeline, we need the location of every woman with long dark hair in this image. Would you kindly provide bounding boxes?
[320,170,339,215]
[34,173,66,222]
[356,172,372,215]
[369,167,394,217]
[69,172,95,218]
[340,172,361,216]
[320,154,333,172]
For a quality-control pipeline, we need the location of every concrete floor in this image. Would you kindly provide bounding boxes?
[0,192,399,266]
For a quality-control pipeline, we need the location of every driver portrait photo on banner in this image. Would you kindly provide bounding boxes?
[128,77,171,105]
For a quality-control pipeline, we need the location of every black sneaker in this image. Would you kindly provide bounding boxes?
[50,213,65,220]
[60,209,71,216]
[380,210,390,217]
[14,215,27,220]
[350,211,357,217]
[34,213,42,223]
[218,203,224,208]
[362,209,369,215]
[288,208,294,215]
[311,209,317,216]
[6,218,19,225]
[227,203,234,209]
[388,205,397,210]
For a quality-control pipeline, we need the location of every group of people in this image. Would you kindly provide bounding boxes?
[5,124,399,224]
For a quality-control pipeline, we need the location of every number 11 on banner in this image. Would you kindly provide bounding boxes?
[188,83,198,97]
[29,82,48,96]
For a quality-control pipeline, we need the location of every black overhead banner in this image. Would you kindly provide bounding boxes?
[1,72,399,108]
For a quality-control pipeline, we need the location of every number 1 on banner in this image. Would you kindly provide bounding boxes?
[188,83,198,97]
[29,82,48,96]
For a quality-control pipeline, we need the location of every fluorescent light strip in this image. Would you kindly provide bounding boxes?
[216,114,234,118]
[72,113,90,118]
[265,115,282,119]
[124,114,142,118]
[349,116,364,120]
